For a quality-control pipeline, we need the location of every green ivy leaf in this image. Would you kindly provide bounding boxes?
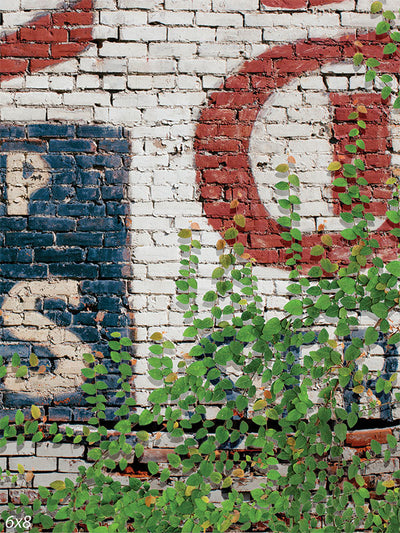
[365,327,379,345]
[376,20,390,35]
[334,423,347,442]
[284,299,303,316]
[353,52,363,66]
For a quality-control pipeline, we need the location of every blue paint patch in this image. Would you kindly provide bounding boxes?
[0,124,132,414]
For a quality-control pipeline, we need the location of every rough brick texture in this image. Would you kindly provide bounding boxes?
[0,0,398,517]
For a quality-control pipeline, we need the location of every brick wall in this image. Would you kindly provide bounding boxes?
[0,0,398,516]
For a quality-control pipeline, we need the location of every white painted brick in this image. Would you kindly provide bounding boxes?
[150,43,197,58]
[213,0,258,10]
[326,76,349,90]
[118,0,164,7]
[135,246,179,262]
[266,124,313,138]
[178,59,226,75]
[80,58,127,74]
[127,75,153,90]
[245,13,291,27]
[341,11,380,27]
[1,108,46,121]
[198,42,243,58]
[113,93,158,107]
[133,280,176,294]
[177,75,202,89]
[36,443,84,458]
[108,107,142,124]
[25,77,49,90]
[158,92,205,106]
[153,75,176,89]
[196,13,243,27]
[9,457,56,472]
[103,76,127,91]
[33,473,79,488]
[148,11,194,25]
[58,459,90,473]
[120,26,167,41]
[129,59,176,74]
[21,0,60,8]
[0,442,35,456]
[100,42,147,57]
[77,74,101,89]
[168,26,216,43]
[100,10,147,25]
[217,28,262,42]
[143,107,191,123]
[63,92,110,106]
[130,214,171,231]
[49,76,74,91]
[263,27,307,42]
[300,76,326,90]
[92,25,118,40]
[165,0,211,9]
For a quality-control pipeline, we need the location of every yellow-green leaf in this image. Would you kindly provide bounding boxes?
[328,161,342,171]
[31,405,41,420]
[253,399,267,411]
[321,235,333,247]
[275,164,289,173]
[370,0,382,13]
[178,229,192,239]
[29,353,39,367]
[383,479,395,488]
[353,385,364,394]
[234,214,246,228]
[222,476,232,488]
[150,332,163,342]
[50,480,66,491]
[17,464,24,475]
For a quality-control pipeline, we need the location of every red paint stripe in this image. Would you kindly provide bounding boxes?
[195,33,399,266]
[0,0,93,81]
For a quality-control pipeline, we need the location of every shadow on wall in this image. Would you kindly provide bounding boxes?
[0,124,133,421]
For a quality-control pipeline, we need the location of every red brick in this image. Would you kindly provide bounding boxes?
[0,59,29,74]
[28,14,52,28]
[74,0,94,10]
[250,75,275,89]
[225,75,249,90]
[238,108,259,122]
[212,92,257,108]
[69,27,93,42]
[51,43,89,58]
[200,108,236,123]
[295,42,340,59]
[251,249,280,263]
[200,186,222,199]
[19,28,68,42]
[250,234,286,248]
[243,59,273,74]
[52,12,93,26]
[196,124,218,139]
[346,428,392,448]
[275,58,319,74]
[195,138,241,152]
[261,0,306,7]
[30,59,58,72]
[194,155,219,169]
[0,43,49,58]
[218,124,252,138]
